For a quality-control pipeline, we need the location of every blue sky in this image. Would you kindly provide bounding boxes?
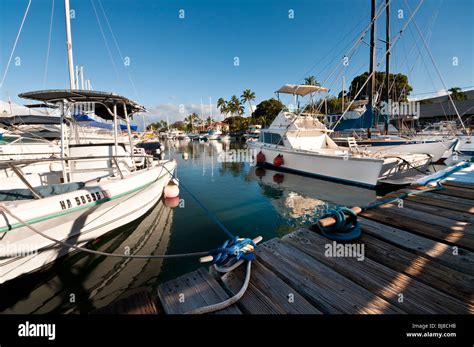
[1,0,473,127]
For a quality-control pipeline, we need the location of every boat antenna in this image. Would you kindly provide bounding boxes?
[383,0,390,135]
[64,0,75,89]
[367,0,377,137]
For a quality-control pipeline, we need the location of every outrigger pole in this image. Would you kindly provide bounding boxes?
[384,0,390,135]
[367,0,376,138]
[64,0,75,89]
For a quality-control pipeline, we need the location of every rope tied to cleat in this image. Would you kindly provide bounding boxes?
[205,237,259,265]
[314,160,472,241]
[317,207,362,241]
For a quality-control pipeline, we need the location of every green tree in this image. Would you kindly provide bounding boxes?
[252,98,284,127]
[304,75,320,86]
[227,95,244,117]
[241,89,256,117]
[448,87,467,101]
[171,121,186,131]
[223,115,251,132]
[348,71,412,102]
[206,116,214,126]
[185,112,199,132]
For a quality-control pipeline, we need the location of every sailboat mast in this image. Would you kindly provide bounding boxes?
[64,0,75,89]
[367,0,376,135]
[384,0,390,135]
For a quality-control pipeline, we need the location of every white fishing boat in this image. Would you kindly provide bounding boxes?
[414,122,474,157]
[243,125,262,141]
[247,85,432,188]
[0,90,177,284]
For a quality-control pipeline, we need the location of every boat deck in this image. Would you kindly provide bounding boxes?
[99,180,474,314]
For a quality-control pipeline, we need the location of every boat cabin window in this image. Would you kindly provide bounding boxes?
[260,132,283,145]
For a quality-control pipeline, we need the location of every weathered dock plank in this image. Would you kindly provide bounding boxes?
[443,181,474,190]
[283,229,471,313]
[397,199,474,223]
[435,185,474,200]
[361,233,474,304]
[359,217,474,275]
[220,261,321,314]
[361,207,474,251]
[157,268,241,314]
[404,193,474,214]
[255,238,403,314]
[415,190,474,208]
[378,202,473,231]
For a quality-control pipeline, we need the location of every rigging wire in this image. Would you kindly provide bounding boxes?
[97,0,141,100]
[403,0,467,132]
[0,0,32,88]
[330,0,425,130]
[42,0,55,89]
[90,0,122,87]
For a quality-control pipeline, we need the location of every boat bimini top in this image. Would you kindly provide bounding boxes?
[276,84,329,96]
[18,89,147,120]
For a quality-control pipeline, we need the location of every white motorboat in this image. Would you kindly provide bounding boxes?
[414,122,474,157]
[205,128,222,140]
[0,90,177,284]
[247,85,432,188]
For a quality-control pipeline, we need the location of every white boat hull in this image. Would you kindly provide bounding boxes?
[248,143,384,187]
[0,160,176,284]
[248,143,431,187]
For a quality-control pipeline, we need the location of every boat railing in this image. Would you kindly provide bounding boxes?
[0,153,158,200]
[0,154,155,167]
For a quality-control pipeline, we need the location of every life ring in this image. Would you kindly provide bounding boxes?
[273,154,284,167]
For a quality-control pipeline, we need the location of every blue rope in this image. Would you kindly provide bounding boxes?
[210,237,256,265]
[318,207,361,241]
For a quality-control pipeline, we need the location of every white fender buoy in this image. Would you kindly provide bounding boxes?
[164,182,180,199]
[182,152,189,160]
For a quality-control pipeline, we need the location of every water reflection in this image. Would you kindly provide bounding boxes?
[0,200,173,314]
[0,139,391,313]
[247,167,378,230]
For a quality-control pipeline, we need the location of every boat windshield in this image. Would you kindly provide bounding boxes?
[259,132,284,145]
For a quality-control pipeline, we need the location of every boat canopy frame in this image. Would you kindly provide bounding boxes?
[276,84,329,97]
[18,89,146,120]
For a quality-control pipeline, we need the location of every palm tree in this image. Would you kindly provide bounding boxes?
[241,89,256,118]
[158,120,167,132]
[217,97,230,118]
[304,75,320,86]
[448,87,467,101]
[206,116,214,126]
[217,98,226,112]
[228,95,244,117]
[185,112,199,132]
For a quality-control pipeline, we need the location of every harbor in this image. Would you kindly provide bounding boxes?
[95,167,474,314]
[0,0,473,344]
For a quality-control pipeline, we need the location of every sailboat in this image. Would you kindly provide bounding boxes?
[0,0,177,284]
[328,0,458,163]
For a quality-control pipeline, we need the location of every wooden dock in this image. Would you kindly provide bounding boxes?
[99,181,474,314]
